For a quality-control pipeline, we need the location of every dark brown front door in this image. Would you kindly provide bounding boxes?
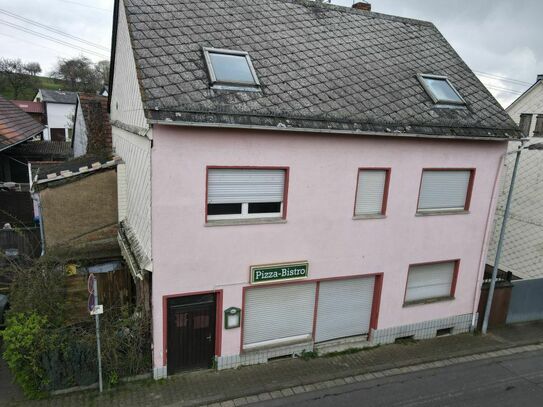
[167,294,216,375]
[50,128,65,141]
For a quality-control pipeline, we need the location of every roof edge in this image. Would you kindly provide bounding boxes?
[287,0,435,28]
[149,119,517,142]
[506,80,543,112]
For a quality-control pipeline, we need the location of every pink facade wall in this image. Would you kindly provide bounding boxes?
[151,125,506,367]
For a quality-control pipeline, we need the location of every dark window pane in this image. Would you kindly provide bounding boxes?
[207,203,242,215]
[248,202,281,214]
[209,52,255,84]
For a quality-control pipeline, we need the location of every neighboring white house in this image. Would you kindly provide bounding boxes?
[487,74,543,280]
[34,89,77,142]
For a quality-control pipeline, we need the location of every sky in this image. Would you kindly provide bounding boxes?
[0,0,541,107]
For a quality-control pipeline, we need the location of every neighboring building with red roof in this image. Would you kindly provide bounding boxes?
[0,94,44,152]
[11,100,45,127]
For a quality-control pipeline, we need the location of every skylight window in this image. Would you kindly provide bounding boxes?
[203,47,260,89]
[418,74,465,105]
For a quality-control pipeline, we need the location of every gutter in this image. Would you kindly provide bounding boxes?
[147,119,519,142]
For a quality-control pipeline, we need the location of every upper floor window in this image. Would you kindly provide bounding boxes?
[206,168,287,222]
[519,114,533,137]
[417,169,474,214]
[533,115,543,138]
[404,261,458,305]
[354,169,390,218]
[418,74,465,106]
[203,48,260,89]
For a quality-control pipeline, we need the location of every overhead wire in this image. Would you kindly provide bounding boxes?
[0,8,110,52]
[54,0,112,13]
[0,31,73,58]
[474,70,532,86]
[0,18,110,59]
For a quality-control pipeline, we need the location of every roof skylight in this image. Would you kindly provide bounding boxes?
[203,47,260,90]
[418,74,465,106]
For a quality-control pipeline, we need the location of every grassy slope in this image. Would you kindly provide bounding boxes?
[0,75,70,100]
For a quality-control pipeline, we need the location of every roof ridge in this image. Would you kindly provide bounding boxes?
[284,0,435,27]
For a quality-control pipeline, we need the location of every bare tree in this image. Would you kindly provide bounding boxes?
[94,60,110,87]
[0,58,39,99]
[52,56,100,92]
[25,62,42,76]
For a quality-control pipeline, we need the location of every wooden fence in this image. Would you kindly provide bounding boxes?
[0,227,41,263]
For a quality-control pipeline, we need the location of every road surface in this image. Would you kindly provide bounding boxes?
[251,349,543,406]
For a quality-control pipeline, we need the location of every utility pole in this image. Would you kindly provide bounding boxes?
[93,277,103,393]
[481,143,524,334]
[88,273,104,393]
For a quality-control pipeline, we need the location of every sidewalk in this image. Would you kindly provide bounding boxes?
[10,322,543,407]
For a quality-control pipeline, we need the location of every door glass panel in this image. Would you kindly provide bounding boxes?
[193,315,210,329]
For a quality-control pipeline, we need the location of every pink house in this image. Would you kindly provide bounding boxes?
[108,0,521,378]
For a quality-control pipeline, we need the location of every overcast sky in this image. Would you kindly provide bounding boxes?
[0,0,541,107]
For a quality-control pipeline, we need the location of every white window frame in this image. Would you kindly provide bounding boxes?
[203,47,260,89]
[417,169,474,214]
[417,74,466,106]
[206,168,286,222]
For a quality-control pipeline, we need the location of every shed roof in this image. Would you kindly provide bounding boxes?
[11,100,44,114]
[0,95,45,152]
[9,140,73,161]
[118,0,521,140]
[38,89,78,104]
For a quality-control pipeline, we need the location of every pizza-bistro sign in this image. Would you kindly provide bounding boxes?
[250,261,309,284]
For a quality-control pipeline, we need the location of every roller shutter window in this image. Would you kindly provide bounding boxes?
[315,277,375,343]
[207,168,286,220]
[418,170,472,212]
[354,170,388,216]
[519,114,533,137]
[243,283,316,350]
[405,262,456,303]
[534,115,543,137]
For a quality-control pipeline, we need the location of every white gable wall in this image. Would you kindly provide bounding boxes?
[507,81,543,137]
[110,0,152,270]
[110,0,148,131]
[488,80,543,279]
[44,103,76,141]
[73,100,87,157]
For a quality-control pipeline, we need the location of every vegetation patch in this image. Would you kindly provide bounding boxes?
[0,256,151,398]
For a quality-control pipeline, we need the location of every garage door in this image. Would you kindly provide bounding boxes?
[243,283,316,350]
[315,277,375,343]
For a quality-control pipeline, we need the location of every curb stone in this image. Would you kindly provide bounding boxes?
[203,342,543,407]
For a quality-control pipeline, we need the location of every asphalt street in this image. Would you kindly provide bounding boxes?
[250,349,543,406]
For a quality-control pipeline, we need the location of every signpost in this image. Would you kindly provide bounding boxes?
[250,261,309,284]
[88,273,103,393]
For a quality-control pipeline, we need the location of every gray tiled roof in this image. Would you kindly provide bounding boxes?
[38,89,78,104]
[123,0,520,139]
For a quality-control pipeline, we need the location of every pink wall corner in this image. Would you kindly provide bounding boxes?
[150,124,507,368]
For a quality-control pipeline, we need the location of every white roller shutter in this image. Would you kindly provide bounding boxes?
[315,277,375,343]
[208,169,285,204]
[243,283,316,349]
[405,262,455,302]
[355,170,387,215]
[418,170,471,211]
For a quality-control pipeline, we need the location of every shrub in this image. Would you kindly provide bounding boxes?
[1,312,50,398]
